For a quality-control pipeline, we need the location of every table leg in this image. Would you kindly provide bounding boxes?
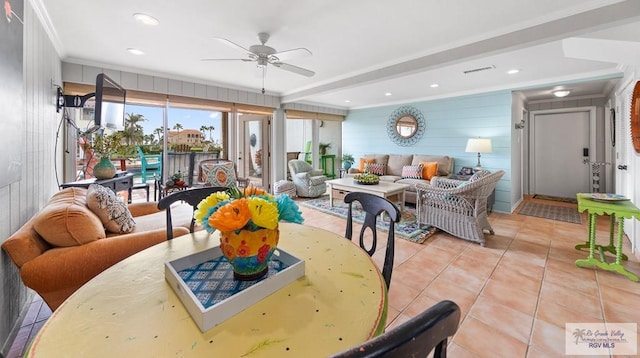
[576,213,599,267]
[574,213,593,250]
[329,185,334,207]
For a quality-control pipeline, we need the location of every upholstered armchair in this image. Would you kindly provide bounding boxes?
[288,159,327,198]
[416,170,504,246]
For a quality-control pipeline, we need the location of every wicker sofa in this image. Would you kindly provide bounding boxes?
[348,154,454,204]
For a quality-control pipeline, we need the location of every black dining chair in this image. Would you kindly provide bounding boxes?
[344,192,400,289]
[330,300,461,358]
[157,186,228,240]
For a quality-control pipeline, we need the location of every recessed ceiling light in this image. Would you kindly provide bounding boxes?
[384,92,392,96]
[507,69,520,74]
[430,83,439,88]
[127,48,144,55]
[344,100,351,103]
[133,13,159,26]
[552,89,571,98]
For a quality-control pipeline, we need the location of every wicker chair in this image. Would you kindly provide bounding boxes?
[416,170,504,246]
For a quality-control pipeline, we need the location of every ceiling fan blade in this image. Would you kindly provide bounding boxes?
[212,37,253,54]
[272,47,312,61]
[201,58,255,62]
[271,62,315,77]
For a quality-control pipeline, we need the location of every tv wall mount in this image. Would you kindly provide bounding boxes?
[56,86,95,113]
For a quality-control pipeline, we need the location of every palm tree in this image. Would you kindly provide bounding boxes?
[572,328,586,344]
[173,123,183,133]
[124,113,147,146]
[153,127,164,144]
[200,125,215,141]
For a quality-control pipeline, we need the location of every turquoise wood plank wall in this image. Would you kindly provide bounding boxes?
[343,90,512,213]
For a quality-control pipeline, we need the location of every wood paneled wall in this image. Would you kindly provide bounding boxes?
[0,2,62,355]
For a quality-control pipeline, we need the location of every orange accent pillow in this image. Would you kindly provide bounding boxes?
[420,161,439,180]
[359,158,375,172]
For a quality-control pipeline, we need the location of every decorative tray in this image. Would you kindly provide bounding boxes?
[590,193,630,202]
[165,247,305,332]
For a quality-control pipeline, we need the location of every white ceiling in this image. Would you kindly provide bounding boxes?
[36,0,640,110]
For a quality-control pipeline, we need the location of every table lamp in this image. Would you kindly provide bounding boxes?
[465,138,492,170]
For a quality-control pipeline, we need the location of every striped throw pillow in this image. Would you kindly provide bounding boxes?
[365,162,386,176]
[401,164,423,179]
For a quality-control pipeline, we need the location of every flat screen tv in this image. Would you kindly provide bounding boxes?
[84,74,126,134]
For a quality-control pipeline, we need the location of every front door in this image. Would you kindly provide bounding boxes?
[531,110,592,199]
[237,114,270,190]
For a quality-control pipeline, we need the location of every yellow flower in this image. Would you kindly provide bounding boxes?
[194,191,230,225]
[247,197,279,230]
[208,198,251,232]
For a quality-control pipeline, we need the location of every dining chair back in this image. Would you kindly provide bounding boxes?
[344,191,400,289]
[136,147,162,183]
[330,300,461,358]
[157,186,228,240]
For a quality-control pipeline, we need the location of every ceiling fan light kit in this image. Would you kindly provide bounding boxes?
[203,32,315,94]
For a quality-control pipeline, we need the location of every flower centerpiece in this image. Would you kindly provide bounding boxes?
[195,186,304,280]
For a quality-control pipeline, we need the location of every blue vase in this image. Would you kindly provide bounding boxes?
[343,162,352,170]
[93,157,116,180]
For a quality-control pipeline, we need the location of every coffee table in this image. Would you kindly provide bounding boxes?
[326,177,410,211]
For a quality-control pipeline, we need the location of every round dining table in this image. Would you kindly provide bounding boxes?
[26,223,387,357]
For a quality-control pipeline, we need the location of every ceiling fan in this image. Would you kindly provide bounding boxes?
[202,32,315,94]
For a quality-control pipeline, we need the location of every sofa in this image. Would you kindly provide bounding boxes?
[348,154,454,204]
[1,187,194,310]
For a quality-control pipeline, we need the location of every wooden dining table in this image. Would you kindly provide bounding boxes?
[26,223,387,357]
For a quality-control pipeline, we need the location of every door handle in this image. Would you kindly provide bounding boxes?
[617,165,628,170]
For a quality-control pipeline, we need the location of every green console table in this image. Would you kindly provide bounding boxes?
[575,193,640,281]
[320,154,336,179]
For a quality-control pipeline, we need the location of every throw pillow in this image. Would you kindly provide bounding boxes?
[365,162,386,176]
[86,184,136,234]
[32,188,106,247]
[358,158,375,172]
[419,161,439,180]
[201,161,237,187]
[401,164,424,179]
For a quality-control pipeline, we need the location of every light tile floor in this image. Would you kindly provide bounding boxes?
[7,195,640,357]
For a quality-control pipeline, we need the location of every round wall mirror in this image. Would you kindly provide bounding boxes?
[631,81,640,153]
[387,106,425,146]
[395,115,418,138]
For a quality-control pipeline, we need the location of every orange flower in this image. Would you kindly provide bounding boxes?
[243,186,266,197]
[208,198,251,232]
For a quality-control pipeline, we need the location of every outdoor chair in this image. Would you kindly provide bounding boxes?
[288,159,327,198]
[330,300,461,358]
[344,192,400,289]
[198,159,249,188]
[136,147,162,183]
[157,186,228,240]
[416,170,505,246]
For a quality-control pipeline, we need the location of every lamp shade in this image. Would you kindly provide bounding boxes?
[465,138,492,153]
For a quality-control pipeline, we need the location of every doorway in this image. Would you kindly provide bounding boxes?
[237,113,270,189]
[530,108,596,199]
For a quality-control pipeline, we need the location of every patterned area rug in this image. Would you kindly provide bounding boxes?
[518,202,582,224]
[300,198,438,244]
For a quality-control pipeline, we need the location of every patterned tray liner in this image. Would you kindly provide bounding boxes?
[178,256,291,309]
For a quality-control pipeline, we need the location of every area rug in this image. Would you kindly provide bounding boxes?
[532,194,577,204]
[518,202,582,224]
[300,198,438,244]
